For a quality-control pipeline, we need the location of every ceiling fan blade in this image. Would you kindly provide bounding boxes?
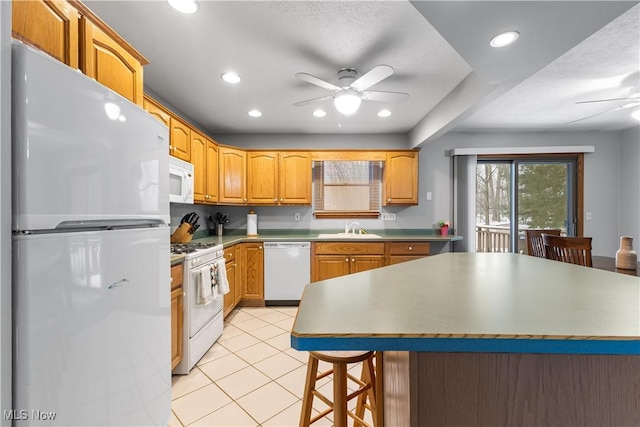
[295,73,341,91]
[350,65,394,91]
[361,90,409,102]
[565,105,630,125]
[575,97,630,104]
[293,95,334,107]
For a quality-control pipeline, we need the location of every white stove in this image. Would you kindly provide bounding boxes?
[172,242,225,374]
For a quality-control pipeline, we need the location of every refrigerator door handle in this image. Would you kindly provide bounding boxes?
[55,218,166,231]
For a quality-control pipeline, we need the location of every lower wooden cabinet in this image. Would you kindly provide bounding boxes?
[170,263,184,370]
[312,242,386,282]
[239,242,264,303]
[387,242,430,265]
[223,246,237,317]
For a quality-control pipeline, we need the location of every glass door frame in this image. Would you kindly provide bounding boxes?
[477,153,584,253]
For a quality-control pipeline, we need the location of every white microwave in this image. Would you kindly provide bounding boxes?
[168,156,194,204]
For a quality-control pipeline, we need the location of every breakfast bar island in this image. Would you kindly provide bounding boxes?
[291,253,640,426]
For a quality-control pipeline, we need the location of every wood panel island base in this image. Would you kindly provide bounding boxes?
[291,253,640,427]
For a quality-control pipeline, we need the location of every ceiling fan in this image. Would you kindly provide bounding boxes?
[566,90,640,125]
[293,65,408,116]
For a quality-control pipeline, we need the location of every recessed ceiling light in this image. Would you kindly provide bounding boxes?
[313,109,326,118]
[632,109,640,121]
[167,0,198,14]
[248,109,262,118]
[377,109,391,118]
[490,31,520,48]
[221,72,241,84]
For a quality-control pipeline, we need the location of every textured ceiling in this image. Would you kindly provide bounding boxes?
[84,0,640,142]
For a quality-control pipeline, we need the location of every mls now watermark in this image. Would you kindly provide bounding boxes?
[4,409,57,421]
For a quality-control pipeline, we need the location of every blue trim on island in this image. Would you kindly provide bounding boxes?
[290,335,640,355]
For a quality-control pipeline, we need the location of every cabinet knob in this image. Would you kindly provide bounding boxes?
[409,246,413,251]
[387,198,391,202]
[280,198,284,202]
[351,258,355,262]
[243,198,247,202]
[274,198,277,202]
[259,246,262,250]
[345,258,349,262]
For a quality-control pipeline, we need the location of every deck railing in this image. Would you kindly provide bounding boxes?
[476,225,512,253]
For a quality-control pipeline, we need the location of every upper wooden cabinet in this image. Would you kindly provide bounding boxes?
[169,116,191,162]
[12,0,148,106]
[247,151,311,205]
[143,95,171,128]
[12,0,79,69]
[384,151,419,205]
[191,132,218,204]
[279,152,312,204]
[80,16,145,105]
[219,147,247,205]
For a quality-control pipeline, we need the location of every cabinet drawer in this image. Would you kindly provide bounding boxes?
[389,242,430,255]
[171,263,183,290]
[314,242,386,255]
[224,246,236,262]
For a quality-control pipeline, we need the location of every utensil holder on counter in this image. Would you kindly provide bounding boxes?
[171,223,193,243]
[216,223,224,236]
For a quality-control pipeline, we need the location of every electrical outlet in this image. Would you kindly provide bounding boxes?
[381,213,396,221]
[294,212,301,221]
[586,212,592,220]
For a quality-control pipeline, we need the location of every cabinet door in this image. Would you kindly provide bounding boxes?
[205,140,219,203]
[170,286,183,370]
[12,0,79,69]
[191,131,207,203]
[313,255,351,282]
[143,96,171,128]
[169,116,191,161]
[279,152,312,204]
[219,147,247,204]
[241,243,264,301]
[80,17,144,106]
[351,255,386,274]
[247,152,278,204]
[384,152,418,205]
[223,262,236,318]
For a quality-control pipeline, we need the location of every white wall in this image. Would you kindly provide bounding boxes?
[618,126,640,246]
[0,1,11,422]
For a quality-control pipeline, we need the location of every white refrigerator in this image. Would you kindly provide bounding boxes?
[11,41,171,426]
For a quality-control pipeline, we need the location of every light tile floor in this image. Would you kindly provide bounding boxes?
[169,306,371,427]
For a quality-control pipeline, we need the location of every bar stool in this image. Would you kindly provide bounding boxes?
[299,350,377,427]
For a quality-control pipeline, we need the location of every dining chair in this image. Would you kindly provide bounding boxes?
[542,234,593,267]
[524,229,562,258]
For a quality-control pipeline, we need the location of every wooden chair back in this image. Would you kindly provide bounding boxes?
[542,234,593,267]
[525,229,562,258]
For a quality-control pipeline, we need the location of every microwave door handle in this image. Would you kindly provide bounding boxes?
[185,172,193,198]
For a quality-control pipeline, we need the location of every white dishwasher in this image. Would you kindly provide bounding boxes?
[264,242,311,304]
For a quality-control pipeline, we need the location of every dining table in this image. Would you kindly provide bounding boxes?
[592,255,639,276]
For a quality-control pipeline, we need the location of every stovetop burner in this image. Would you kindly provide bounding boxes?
[171,242,220,254]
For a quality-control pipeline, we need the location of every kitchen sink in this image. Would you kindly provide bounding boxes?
[317,233,382,239]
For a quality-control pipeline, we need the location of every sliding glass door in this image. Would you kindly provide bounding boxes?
[476,156,580,253]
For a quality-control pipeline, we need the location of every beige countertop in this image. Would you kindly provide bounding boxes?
[291,253,640,355]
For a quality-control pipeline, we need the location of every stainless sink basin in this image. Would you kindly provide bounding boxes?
[317,233,382,239]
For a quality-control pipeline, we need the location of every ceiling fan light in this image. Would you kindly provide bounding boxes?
[632,109,640,121]
[490,31,519,47]
[167,0,199,14]
[334,90,361,115]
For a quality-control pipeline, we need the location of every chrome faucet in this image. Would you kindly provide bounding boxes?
[345,221,360,234]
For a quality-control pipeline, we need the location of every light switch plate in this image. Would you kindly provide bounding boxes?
[294,212,301,221]
[426,191,432,201]
[381,212,396,221]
